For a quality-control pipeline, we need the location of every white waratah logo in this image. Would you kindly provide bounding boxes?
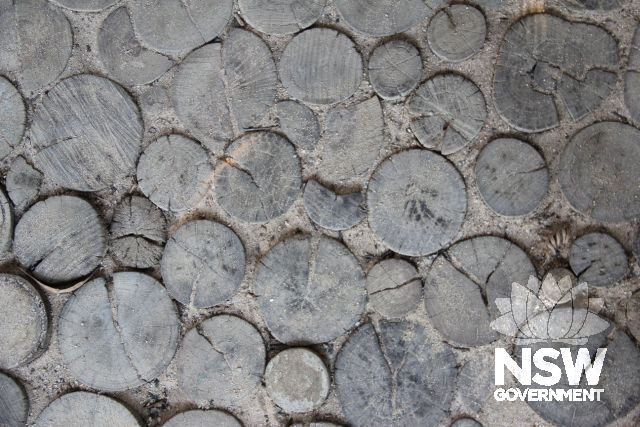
[490,274,609,345]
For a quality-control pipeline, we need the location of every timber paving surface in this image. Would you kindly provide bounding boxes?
[0,0,639,426]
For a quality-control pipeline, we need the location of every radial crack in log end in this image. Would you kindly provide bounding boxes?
[161,219,245,308]
[215,132,301,223]
[253,235,366,344]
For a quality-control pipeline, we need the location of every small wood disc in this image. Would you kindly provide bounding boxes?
[238,0,326,35]
[0,187,12,261]
[164,410,242,427]
[14,196,106,285]
[0,0,72,93]
[303,180,365,231]
[34,391,140,427]
[98,7,173,86]
[279,28,362,105]
[254,235,366,344]
[407,73,487,155]
[625,25,640,124]
[171,44,232,154]
[128,0,233,55]
[0,76,26,152]
[58,272,180,391]
[275,100,320,152]
[427,5,486,62]
[215,132,301,223]
[558,122,640,222]
[223,28,278,131]
[317,97,386,185]
[0,372,28,427]
[176,315,265,406]
[137,134,212,212]
[334,0,429,37]
[424,236,536,347]
[265,348,330,413]
[161,220,245,308]
[452,418,483,427]
[368,40,422,100]
[335,321,457,426]
[31,74,143,192]
[569,232,628,287]
[6,157,42,211]
[366,259,422,319]
[494,14,618,132]
[0,274,47,369]
[475,138,549,216]
[367,149,467,256]
[110,195,167,269]
[51,0,115,11]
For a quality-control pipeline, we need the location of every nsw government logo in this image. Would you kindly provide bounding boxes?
[490,273,609,403]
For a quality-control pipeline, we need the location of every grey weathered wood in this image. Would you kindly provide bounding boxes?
[291,421,342,427]
[407,73,486,155]
[452,418,483,427]
[223,28,278,131]
[0,76,25,154]
[334,0,433,37]
[137,134,212,212]
[558,122,640,222]
[335,321,457,426]
[627,291,640,343]
[0,372,28,427]
[366,259,421,319]
[427,5,486,62]
[98,7,173,87]
[275,100,320,152]
[523,329,640,426]
[58,272,180,391]
[176,315,265,406]
[291,423,342,427]
[424,236,536,347]
[110,195,167,269]
[6,157,42,211]
[0,274,47,368]
[368,40,422,100]
[0,0,72,93]
[34,391,140,427]
[0,187,12,261]
[31,74,143,192]
[164,410,242,427]
[51,0,115,11]
[161,219,245,308]
[264,348,330,413]
[303,180,365,231]
[279,28,362,105]
[215,132,301,223]
[475,138,548,216]
[14,196,106,284]
[625,24,640,124]
[494,14,618,132]
[367,149,467,256]
[128,0,233,56]
[253,235,366,344]
[317,97,385,185]
[569,232,628,287]
[454,350,494,414]
[238,0,326,35]
[561,0,626,9]
[171,44,232,154]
